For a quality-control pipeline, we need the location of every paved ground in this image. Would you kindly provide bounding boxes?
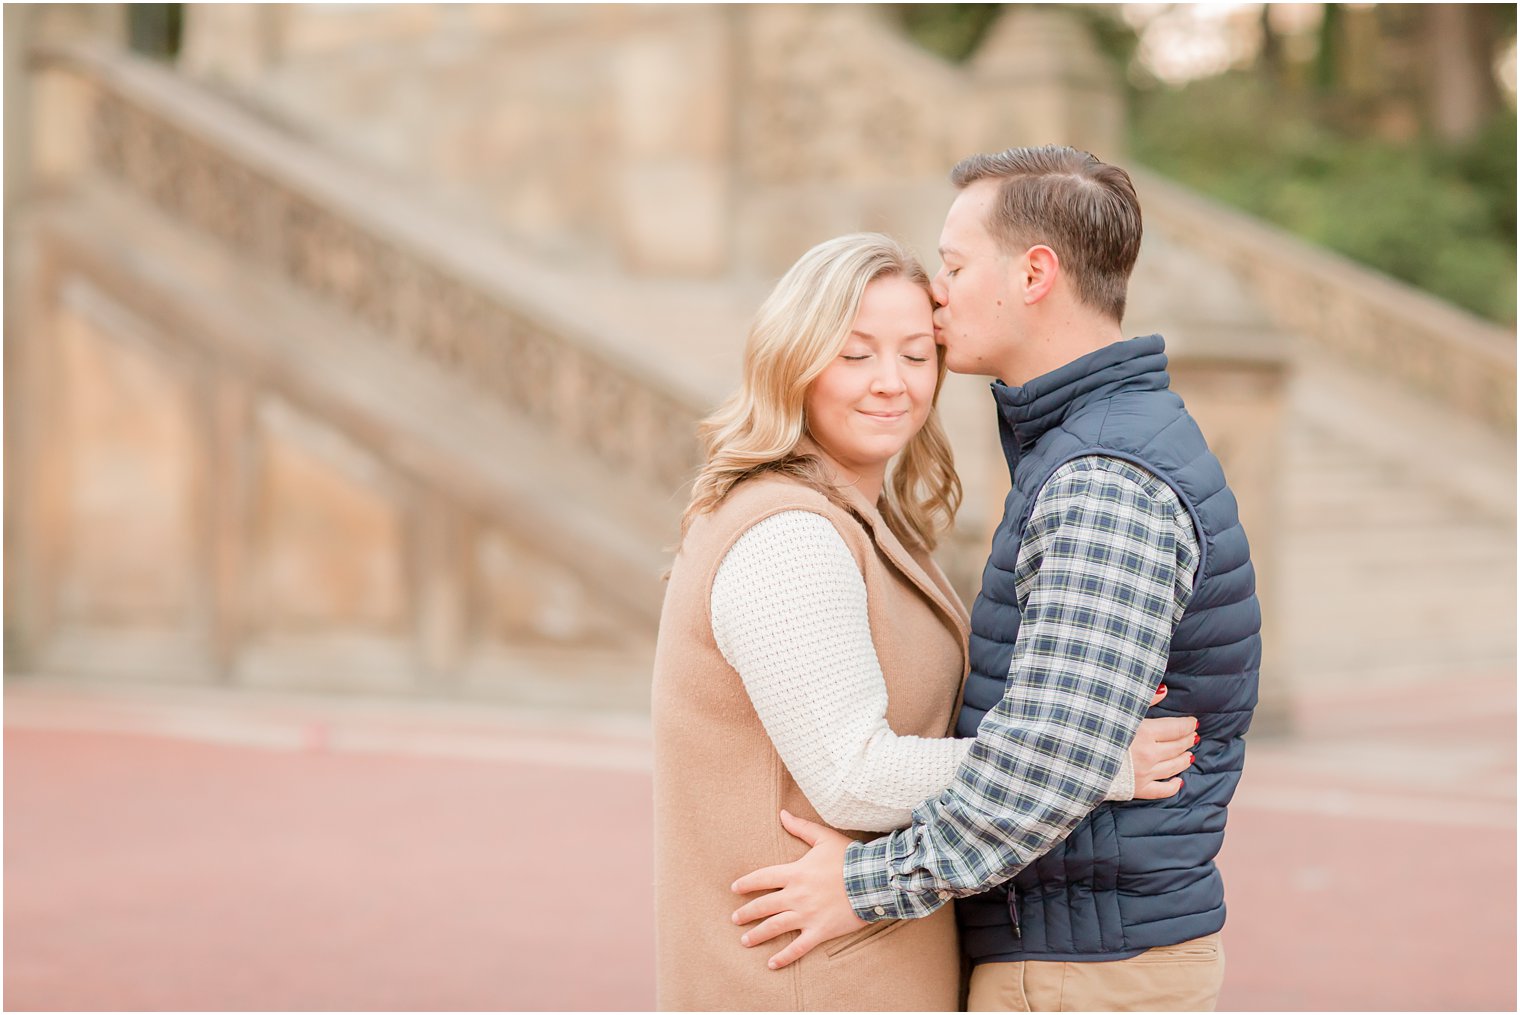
[5,671,1514,1012]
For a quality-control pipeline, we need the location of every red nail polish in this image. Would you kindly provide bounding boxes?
[1193,733,1200,746]
[1188,753,1194,764]
[1157,685,1167,695]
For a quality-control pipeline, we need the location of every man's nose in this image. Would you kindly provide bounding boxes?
[930,270,948,308]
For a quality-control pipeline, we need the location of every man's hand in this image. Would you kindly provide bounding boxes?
[729,810,868,970]
[1129,686,1199,800]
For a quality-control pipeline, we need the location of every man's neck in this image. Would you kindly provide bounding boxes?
[998,313,1126,387]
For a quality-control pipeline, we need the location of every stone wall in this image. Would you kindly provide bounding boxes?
[1136,168,1516,432]
[8,47,696,705]
[13,8,1509,727]
[177,2,1509,437]
[178,4,1125,280]
[9,12,1296,716]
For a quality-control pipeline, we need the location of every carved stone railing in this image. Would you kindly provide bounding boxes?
[39,45,707,496]
[1134,166,1516,432]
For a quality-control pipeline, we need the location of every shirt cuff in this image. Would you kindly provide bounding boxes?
[1104,749,1136,802]
[843,836,946,922]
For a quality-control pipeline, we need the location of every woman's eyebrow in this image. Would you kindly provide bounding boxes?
[849,330,934,342]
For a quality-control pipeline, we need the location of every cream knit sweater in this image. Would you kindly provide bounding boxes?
[712,510,1134,834]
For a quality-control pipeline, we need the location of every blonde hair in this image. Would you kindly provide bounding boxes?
[681,233,961,551]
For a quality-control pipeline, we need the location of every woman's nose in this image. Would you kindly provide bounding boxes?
[871,363,907,395]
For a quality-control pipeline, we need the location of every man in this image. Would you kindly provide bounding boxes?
[730,145,1260,1012]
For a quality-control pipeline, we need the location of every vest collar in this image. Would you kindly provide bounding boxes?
[797,436,972,659]
[991,335,1170,467]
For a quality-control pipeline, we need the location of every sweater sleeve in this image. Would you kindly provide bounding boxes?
[710,510,973,833]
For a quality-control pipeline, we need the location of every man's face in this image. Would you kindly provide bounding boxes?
[930,179,1022,379]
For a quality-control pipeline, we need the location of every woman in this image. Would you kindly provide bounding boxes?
[651,234,1188,1011]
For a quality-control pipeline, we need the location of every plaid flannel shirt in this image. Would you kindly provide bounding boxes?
[843,455,1200,921]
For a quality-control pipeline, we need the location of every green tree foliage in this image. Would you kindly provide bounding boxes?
[900,3,1517,325]
[127,3,182,60]
[897,4,1002,63]
[1132,73,1516,324]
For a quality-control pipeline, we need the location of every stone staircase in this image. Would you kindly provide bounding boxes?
[10,47,706,706]
[9,42,1513,717]
[1279,359,1515,690]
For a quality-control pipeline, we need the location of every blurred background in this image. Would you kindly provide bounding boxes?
[3,3,1514,1010]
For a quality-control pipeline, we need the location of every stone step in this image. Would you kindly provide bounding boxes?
[1285,507,1493,534]
[1284,459,1500,511]
[1285,488,1435,512]
[1284,531,1514,562]
[1277,598,1516,630]
[43,180,680,635]
[1287,358,1515,524]
[1270,354,1515,690]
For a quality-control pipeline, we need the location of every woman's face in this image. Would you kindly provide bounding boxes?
[804,275,938,486]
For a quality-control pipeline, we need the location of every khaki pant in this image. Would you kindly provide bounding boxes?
[965,933,1225,1012]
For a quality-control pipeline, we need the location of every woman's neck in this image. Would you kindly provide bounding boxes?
[809,441,884,503]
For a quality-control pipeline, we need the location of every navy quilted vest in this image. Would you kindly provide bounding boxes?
[954,334,1260,963]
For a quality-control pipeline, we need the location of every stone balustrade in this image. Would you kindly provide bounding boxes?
[44,45,707,497]
[1134,166,1516,432]
[9,44,730,698]
[17,32,1505,721]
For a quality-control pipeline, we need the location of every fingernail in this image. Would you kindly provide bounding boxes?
[1193,733,1200,746]
[1157,685,1167,695]
[732,912,740,923]
[1188,753,1194,764]
[768,960,778,970]
[741,935,750,946]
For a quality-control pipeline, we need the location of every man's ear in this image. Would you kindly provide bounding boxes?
[1022,245,1060,305]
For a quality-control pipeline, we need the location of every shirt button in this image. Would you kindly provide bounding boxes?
[937,891,950,901]
[873,906,886,916]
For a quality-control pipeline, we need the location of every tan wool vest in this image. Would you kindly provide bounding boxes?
[652,473,970,1011]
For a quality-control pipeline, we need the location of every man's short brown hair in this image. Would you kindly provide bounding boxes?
[950,145,1142,322]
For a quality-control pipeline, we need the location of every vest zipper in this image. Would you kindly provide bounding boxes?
[1006,889,1022,939]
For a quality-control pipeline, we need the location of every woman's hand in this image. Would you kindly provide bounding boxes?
[1130,686,1198,800]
